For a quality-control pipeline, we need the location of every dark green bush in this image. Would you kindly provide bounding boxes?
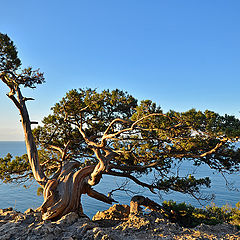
[161,200,240,228]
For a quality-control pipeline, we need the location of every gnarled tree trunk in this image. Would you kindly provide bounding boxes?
[5,84,114,221]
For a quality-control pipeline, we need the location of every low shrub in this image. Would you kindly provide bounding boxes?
[161,200,240,228]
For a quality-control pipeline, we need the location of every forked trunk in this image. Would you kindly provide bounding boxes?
[7,87,114,220]
[40,164,114,220]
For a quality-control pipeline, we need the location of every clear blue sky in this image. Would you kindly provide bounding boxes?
[1,0,240,140]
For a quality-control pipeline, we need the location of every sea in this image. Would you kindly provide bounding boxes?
[0,141,239,218]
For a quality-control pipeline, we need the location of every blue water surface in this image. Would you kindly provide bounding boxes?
[0,141,239,218]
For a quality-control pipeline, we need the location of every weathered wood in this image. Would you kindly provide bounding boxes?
[130,195,165,215]
[8,86,47,187]
[4,83,115,220]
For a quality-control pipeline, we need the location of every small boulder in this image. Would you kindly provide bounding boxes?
[93,204,130,221]
[56,212,79,225]
[24,208,35,214]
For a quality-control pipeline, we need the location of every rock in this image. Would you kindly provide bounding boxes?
[76,221,96,237]
[0,207,13,213]
[93,204,130,221]
[56,212,79,225]
[0,232,12,240]
[24,208,35,214]
[0,207,239,240]
[84,227,113,240]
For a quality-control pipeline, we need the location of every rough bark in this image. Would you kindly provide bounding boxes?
[130,195,166,215]
[3,84,163,221]
[40,164,116,220]
[40,165,94,220]
[3,84,47,187]
[3,83,114,221]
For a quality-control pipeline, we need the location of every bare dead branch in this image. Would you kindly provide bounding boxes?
[22,97,35,101]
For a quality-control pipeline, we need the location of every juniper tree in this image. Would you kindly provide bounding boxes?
[1,33,240,220]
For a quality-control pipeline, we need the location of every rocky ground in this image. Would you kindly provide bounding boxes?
[0,204,239,240]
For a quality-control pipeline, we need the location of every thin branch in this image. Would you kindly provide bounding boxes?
[103,118,130,136]
[62,141,71,161]
[22,97,35,101]
[106,170,156,194]
[168,139,227,160]
[107,179,139,198]
[99,113,184,147]
[109,161,166,172]
[40,158,62,166]
[131,113,174,128]
[47,145,64,154]
[199,140,226,157]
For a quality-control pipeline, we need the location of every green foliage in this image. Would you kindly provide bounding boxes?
[228,202,240,226]
[0,153,32,183]
[162,200,240,228]
[0,33,21,72]
[156,175,211,195]
[0,33,45,89]
[29,88,240,201]
[1,32,240,200]
[0,149,64,184]
[1,86,238,199]
[34,88,138,164]
[162,200,198,227]
[0,86,240,200]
